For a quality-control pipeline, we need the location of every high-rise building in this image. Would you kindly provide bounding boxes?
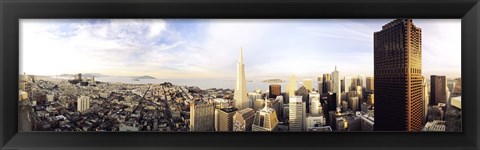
[248,92,263,109]
[269,84,281,99]
[287,75,297,97]
[430,75,447,105]
[324,81,333,93]
[331,66,341,106]
[309,92,321,115]
[234,48,249,110]
[77,96,90,112]
[358,75,366,88]
[190,101,215,131]
[233,108,255,131]
[366,77,374,92]
[317,76,323,94]
[321,93,337,116]
[267,98,282,122]
[452,78,462,96]
[216,107,238,131]
[303,79,313,92]
[348,96,359,112]
[289,96,306,131]
[422,77,430,122]
[275,96,285,121]
[343,76,352,93]
[252,98,279,131]
[367,94,374,105]
[355,86,364,100]
[322,74,331,93]
[374,19,423,131]
[296,86,310,113]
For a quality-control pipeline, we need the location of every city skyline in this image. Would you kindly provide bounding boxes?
[20,19,461,79]
[18,19,462,132]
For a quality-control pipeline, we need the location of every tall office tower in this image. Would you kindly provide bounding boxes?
[324,81,333,93]
[234,48,249,110]
[276,96,285,120]
[343,76,352,93]
[268,98,282,122]
[452,78,461,96]
[76,96,90,112]
[248,92,263,108]
[358,75,366,88]
[430,75,447,105]
[303,79,313,92]
[321,93,337,113]
[287,75,298,97]
[348,96,359,112]
[374,19,423,131]
[317,76,323,93]
[309,92,321,114]
[252,97,279,131]
[296,86,310,112]
[233,108,255,131]
[366,77,374,92]
[422,77,430,123]
[216,107,238,131]
[331,66,341,107]
[269,84,281,98]
[190,101,215,131]
[355,86,364,100]
[367,94,374,105]
[289,96,306,131]
[322,74,331,93]
[341,79,346,93]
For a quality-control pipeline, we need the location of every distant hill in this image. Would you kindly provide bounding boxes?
[262,79,285,83]
[83,73,107,77]
[58,73,107,77]
[133,75,157,79]
[57,73,156,79]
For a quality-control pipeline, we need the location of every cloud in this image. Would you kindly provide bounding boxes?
[21,19,172,76]
[20,19,461,80]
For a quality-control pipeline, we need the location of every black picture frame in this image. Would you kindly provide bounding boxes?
[1,0,479,150]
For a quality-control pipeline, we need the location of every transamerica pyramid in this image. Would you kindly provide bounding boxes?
[234,48,249,110]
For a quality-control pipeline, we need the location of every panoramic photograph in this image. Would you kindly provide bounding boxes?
[18,19,461,132]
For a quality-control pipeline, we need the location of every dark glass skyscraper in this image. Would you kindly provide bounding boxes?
[430,75,447,105]
[374,19,424,131]
[269,84,281,99]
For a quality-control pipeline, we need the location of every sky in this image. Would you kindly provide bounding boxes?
[20,19,461,79]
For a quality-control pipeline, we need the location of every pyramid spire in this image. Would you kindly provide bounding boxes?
[234,47,248,110]
[239,47,243,63]
[335,65,337,71]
